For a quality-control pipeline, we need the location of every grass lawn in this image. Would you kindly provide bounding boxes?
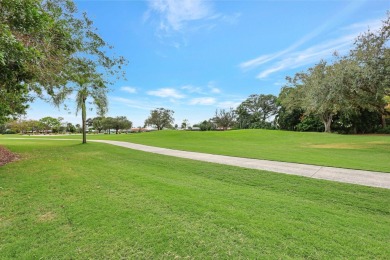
[17,129,390,172]
[0,139,389,258]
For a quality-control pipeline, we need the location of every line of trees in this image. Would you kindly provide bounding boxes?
[2,117,81,134]
[1,115,133,135]
[197,14,390,134]
[277,14,389,133]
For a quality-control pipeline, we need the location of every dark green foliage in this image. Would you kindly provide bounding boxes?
[199,120,216,131]
[144,108,174,130]
[296,115,324,132]
[0,0,77,122]
[212,108,236,130]
[235,94,278,129]
[276,108,302,131]
[332,109,382,134]
[275,13,390,133]
[377,126,390,134]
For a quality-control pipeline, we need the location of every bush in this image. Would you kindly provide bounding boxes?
[4,130,17,134]
[296,115,324,132]
[377,126,390,134]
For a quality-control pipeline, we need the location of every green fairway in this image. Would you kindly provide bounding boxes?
[15,129,390,172]
[0,139,389,258]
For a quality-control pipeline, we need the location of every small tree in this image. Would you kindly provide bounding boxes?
[144,108,174,130]
[102,117,115,134]
[181,119,188,129]
[213,108,236,130]
[92,117,105,133]
[240,94,279,123]
[112,116,132,134]
[39,116,61,134]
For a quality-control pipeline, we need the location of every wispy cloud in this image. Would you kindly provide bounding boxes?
[147,88,185,99]
[207,81,221,94]
[145,0,241,46]
[242,15,385,79]
[217,100,242,109]
[146,0,213,33]
[181,85,204,94]
[120,86,137,94]
[110,97,153,110]
[189,97,216,105]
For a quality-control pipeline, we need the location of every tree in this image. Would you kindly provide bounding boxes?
[66,9,126,143]
[76,124,82,133]
[199,120,216,131]
[0,0,126,141]
[71,60,108,143]
[66,122,76,133]
[92,117,105,133]
[102,117,115,134]
[0,0,79,122]
[236,94,278,129]
[112,116,132,134]
[39,116,61,134]
[292,59,354,133]
[144,108,174,130]
[349,13,390,128]
[181,119,188,129]
[212,108,236,130]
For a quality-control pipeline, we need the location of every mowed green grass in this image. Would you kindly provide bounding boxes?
[0,139,389,258]
[26,129,390,172]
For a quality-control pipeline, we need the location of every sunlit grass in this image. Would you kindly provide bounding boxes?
[11,129,389,172]
[0,139,389,258]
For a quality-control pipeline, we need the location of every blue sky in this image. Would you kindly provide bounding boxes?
[27,0,389,127]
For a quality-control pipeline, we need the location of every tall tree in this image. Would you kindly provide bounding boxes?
[72,60,108,143]
[144,108,174,130]
[0,0,78,122]
[350,13,390,127]
[0,0,126,140]
[298,59,353,133]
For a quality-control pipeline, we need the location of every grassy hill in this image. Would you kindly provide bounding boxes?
[36,129,390,172]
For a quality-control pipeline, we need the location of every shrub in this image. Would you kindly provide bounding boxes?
[377,126,390,134]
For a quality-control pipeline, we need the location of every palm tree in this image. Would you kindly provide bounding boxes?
[73,60,108,143]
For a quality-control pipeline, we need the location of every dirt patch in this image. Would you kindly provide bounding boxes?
[38,212,56,222]
[307,143,367,149]
[0,146,18,166]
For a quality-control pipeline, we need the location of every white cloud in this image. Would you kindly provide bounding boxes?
[189,97,216,105]
[147,88,185,99]
[217,101,241,109]
[257,64,286,79]
[209,87,221,94]
[242,16,385,79]
[147,0,213,32]
[207,81,221,94]
[120,86,137,94]
[181,85,204,94]
[111,97,153,110]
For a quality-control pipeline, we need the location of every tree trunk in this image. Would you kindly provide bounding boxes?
[322,114,333,133]
[381,114,387,128]
[82,98,87,144]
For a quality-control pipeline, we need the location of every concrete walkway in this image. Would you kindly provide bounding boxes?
[91,140,390,189]
[3,138,390,189]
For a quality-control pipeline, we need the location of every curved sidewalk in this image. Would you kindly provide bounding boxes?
[91,140,390,189]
